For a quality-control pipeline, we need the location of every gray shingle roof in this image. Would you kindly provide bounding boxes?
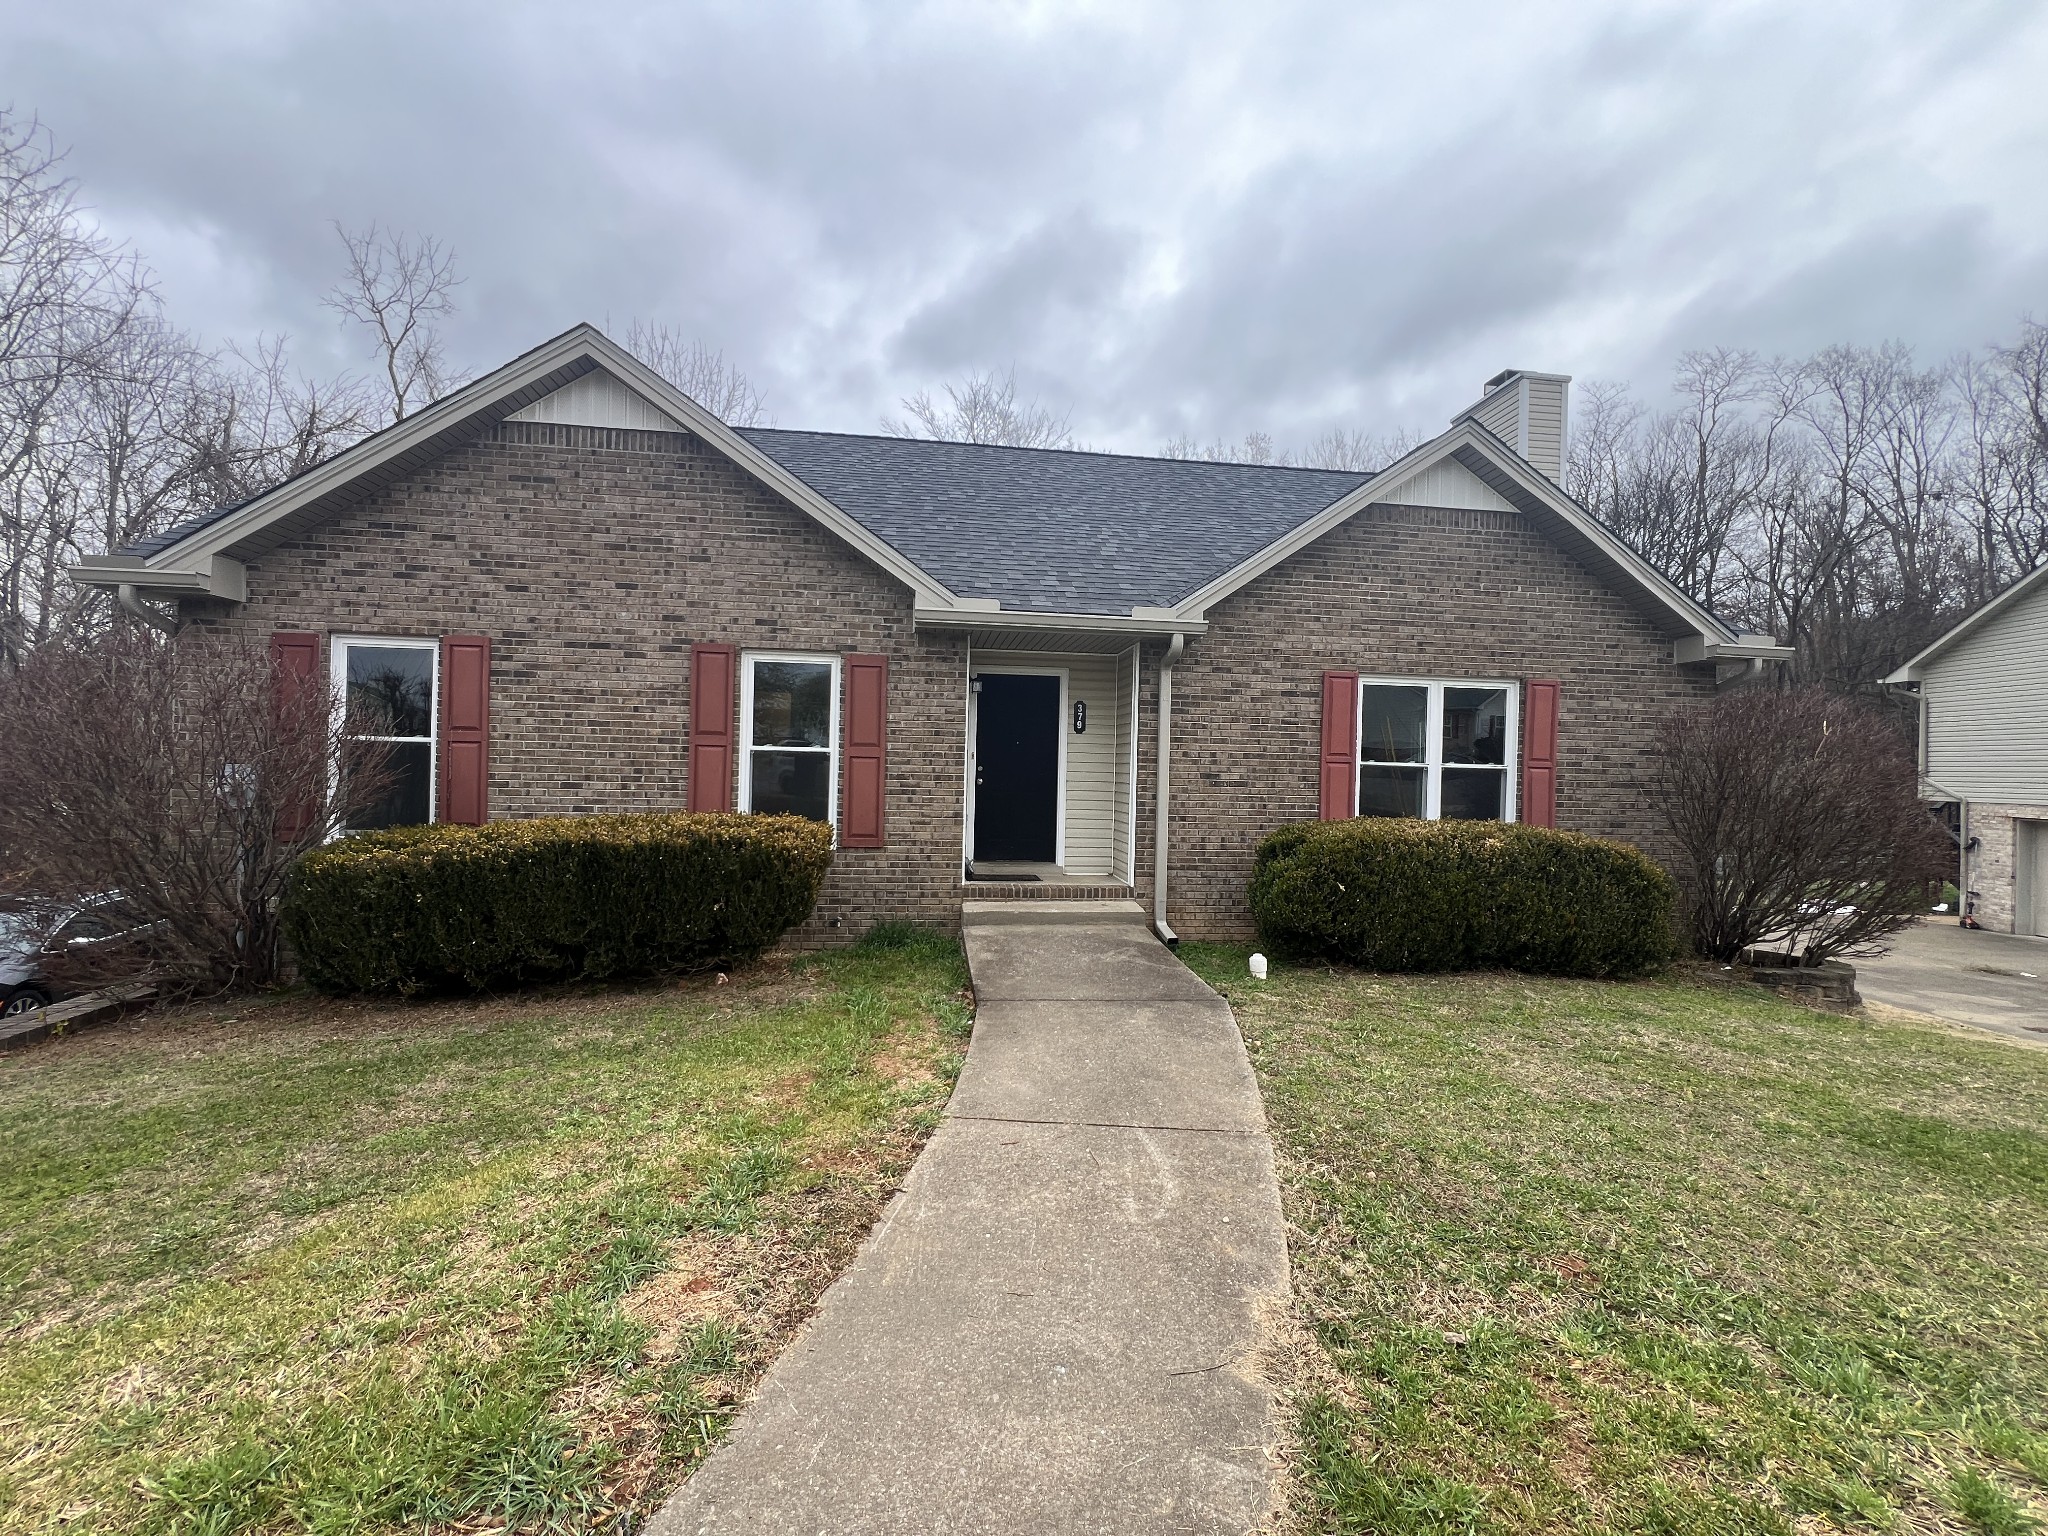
[738,429,1371,614]
[121,502,249,557]
[117,422,1374,619]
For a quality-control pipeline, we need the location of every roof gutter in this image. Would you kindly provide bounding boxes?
[72,554,247,603]
[913,605,1208,638]
[1153,631,1186,947]
[1671,635,1795,665]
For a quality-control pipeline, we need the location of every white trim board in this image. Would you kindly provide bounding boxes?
[1352,675,1520,824]
[329,634,441,831]
[737,651,843,833]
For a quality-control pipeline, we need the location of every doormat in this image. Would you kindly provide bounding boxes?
[966,868,1040,882]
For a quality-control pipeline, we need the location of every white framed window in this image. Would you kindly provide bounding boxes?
[332,636,440,831]
[739,652,840,829]
[1357,677,1519,822]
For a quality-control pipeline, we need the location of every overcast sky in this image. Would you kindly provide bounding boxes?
[7,0,2046,452]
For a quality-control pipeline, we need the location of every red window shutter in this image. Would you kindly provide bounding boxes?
[688,643,737,813]
[841,653,888,848]
[438,635,491,825]
[1522,679,1560,828]
[270,631,322,840]
[1319,670,1360,820]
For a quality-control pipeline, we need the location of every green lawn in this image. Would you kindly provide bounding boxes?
[0,929,970,1536]
[1180,948,2048,1536]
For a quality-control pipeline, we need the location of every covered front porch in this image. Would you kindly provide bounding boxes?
[959,637,1140,896]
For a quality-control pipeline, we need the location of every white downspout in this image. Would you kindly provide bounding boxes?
[1153,631,1185,945]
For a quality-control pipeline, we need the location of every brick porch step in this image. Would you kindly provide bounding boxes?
[954,882,1136,901]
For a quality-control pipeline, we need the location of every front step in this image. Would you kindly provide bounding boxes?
[960,898,1151,928]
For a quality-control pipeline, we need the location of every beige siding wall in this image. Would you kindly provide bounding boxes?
[1379,459,1517,513]
[1923,577,2048,802]
[1524,377,1566,483]
[1111,646,1138,883]
[976,649,1125,876]
[1472,387,1522,449]
[507,368,684,432]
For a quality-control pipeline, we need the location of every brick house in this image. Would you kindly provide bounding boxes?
[73,325,1786,942]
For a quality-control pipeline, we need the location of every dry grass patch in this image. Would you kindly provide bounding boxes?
[1182,948,2048,1536]
[0,926,969,1535]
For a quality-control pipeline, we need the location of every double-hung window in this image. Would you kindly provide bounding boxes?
[333,637,438,830]
[1358,678,1518,821]
[739,653,840,828]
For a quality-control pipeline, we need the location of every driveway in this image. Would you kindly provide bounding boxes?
[648,899,1290,1534]
[1855,920,2048,1042]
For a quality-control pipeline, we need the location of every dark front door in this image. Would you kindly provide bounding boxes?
[974,673,1060,862]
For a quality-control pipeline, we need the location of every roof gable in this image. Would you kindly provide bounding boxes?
[1167,423,1742,646]
[73,325,966,610]
[508,367,685,432]
[1887,560,2048,683]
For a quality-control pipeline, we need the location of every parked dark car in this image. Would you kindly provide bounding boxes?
[0,899,145,1016]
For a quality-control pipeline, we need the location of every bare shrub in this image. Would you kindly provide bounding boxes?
[1654,686,1952,963]
[0,627,388,996]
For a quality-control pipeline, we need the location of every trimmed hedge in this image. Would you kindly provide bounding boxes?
[282,812,834,994]
[1249,819,1676,977]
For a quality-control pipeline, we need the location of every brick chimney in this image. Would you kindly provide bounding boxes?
[1452,370,1570,484]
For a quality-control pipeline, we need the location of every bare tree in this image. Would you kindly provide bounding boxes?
[1160,429,1280,464]
[1299,426,1423,472]
[0,111,156,662]
[885,367,1075,449]
[621,320,769,426]
[324,222,466,423]
[1160,424,1421,471]
[0,627,390,995]
[1655,687,1952,963]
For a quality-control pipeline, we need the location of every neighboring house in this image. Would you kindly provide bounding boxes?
[1886,563,2048,938]
[71,325,1786,943]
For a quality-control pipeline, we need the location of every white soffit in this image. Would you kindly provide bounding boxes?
[1375,458,1516,513]
[508,368,686,432]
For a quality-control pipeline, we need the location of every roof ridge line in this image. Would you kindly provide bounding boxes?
[740,424,1383,478]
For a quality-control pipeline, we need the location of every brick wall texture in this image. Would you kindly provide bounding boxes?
[1156,503,1717,938]
[1962,802,2048,933]
[194,424,1717,943]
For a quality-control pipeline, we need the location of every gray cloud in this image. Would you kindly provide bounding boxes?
[5,0,2044,451]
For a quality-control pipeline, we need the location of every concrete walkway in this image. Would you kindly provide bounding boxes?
[648,900,1290,1535]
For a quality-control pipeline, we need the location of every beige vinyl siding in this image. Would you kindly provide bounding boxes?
[977,650,1122,876]
[508,368,685,432]
[1111,646,1137,883]
[1472,386,1522,451]
[1523,377,1566,482]
[1923,576,2048,801]
[1379,459,1518,512]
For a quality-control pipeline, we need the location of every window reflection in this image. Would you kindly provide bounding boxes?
[1360,685,1427,764]
[339,642,436,831]
[346,646,434,738]
[1353,679,1516,824]
[1440,767,1504,821]
[1359,766,1426,818]
[751,662,833,747]
[1443,688,1508,765]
